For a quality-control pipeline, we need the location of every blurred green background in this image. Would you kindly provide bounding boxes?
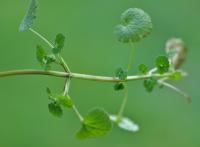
[0,0,199,146]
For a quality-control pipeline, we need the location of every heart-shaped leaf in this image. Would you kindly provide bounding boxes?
[115,8,152,43]
[76,108,112,139]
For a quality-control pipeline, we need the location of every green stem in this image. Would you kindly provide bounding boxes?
[72,105,84,122]
[158,80,191,103]
[0,69,188,102]
[117,44,135,121]
[116,87,128,122]
[0,69,180,82]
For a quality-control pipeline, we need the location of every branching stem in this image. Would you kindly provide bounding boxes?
[0,69,181,82]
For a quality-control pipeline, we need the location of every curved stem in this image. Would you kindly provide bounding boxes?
[117,87,128,122]
[158,80,191,103]
[0,69,178,82]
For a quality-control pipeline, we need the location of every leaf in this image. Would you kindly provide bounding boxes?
[36,45,56,70]
[36,45,46,64]
[114,83,125,91]
[44,54,56,65]
[48,102,63,118]
[115,8,153,43]
[57,95,73,108]
[46,88,73,108]
[110,115,139,132]
[115,67,128,80]
[155,56,170,74]
[76,108,112,139]
[19,0,38,32]
[46,87,51,95]
[143,78,157,92]
[138,64,148,74]
[169,71,182,80]
[52,33,66,54]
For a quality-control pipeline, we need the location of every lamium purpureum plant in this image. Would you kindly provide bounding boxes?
[0,0,191,139]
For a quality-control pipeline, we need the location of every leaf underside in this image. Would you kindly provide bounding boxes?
[19,0,38,32]
[110,115,139,132]
[115,8,153,43]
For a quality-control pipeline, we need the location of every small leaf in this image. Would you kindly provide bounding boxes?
[114,83,125,91]
[155,56,170,74]
[19,0,38,32]
[36,45,46,64]
[110,115,139,132]
[143,78,157,92]
[44,54,56,65]
[36,45,56,70]
[52,33,65,54]
[46,87,51,95]
[138,64,148,74]
[169,71,182,80]
[46,88,73,108]
[57,95,73,108]
[115,8,153,43]
[115,67,128,80]
[76,108,112,139]
[48,102,63,118]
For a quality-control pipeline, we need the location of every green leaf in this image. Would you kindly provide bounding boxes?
[115,67,128,80]
[46,88,73,108]
[138,64,148,74]
[57,95,73,108]
[155,56,170,74]
[48,102,63,118]
[169,71,182,80]
[110,115,139,132]
[143,78,157,92]
[36,45,46,64]
[36,45,56,70]
[114,83,125,91]
[44,54,56,65]
[46,87,51,95]
[19,0,38,32]
[115,8,153,43]
[52,33,65,54]
[76,108,112,139]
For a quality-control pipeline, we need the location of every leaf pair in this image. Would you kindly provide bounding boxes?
[115,8,153,43]
[138,56,170,92]
[36,45,56,70]
[76,108,112,139]
[47,88,73,117]
[114,67,128,91]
